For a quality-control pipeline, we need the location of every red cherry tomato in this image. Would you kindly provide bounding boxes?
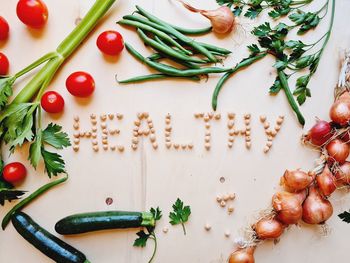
[0,52,9,75]
[41,91,65,113]
[0,16,9,40]
[96,30,124,56]
[16,0,48,28]
[66,71,95,98]
[3,162,27,183]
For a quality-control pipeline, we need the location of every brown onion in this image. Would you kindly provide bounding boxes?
[316,165,336,196]
[335,161,350,185]
[326,139,349,164]
[281,169,315,192]
[254,218,284,240]
[229,247,255,263]
[329,99,350,126]
[302,185,333,224]
[305,120,333,146]
[272,191,306,225]
[338,91,350,101]
[177,1,235,34]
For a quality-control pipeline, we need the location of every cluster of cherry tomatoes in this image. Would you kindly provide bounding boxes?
[0,0,124,184]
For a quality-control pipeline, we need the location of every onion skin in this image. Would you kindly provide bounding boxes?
[316,165,337,197]
[302,185,333,224]
[329,99,350,126]
[281,170,315,192]
[326,139,349,164]
[254,218,284,240]
[335,161,350,185]
[272,191,306,225]
[306,120,333,146]
[177,1,235,34]
[229,247,255,263]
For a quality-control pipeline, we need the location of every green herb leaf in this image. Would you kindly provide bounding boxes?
[233,6,243,16]
[29,131,43,169]
[273,60,287,70]
[42,123,71,149]
[339,210,350,223]
[169,198,191,235]
[269,77,282,94]
[150,207,162,221]
[133,230,150,247]
[41,149,66,178]
[0,76,15,110]
[245,7,263,19]
[0,180,26,206]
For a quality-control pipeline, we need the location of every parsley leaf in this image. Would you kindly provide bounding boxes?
[169,198,191,235]
[29,123,70,178]
[133,230,150,247]
[0,76,15,110]
[0,179,26,206]
[42,123,71,149]
[339,210,350,223]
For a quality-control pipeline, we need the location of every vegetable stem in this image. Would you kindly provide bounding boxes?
[2,175,68,230]
[278,70,305,126]
[181,223,186,235]
[149,233,158,263]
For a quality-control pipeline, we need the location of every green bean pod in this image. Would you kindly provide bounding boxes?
[136,29,206,64]
[126,43,229,77]
[117,19,192,55]
[117,73,201,84]
[133,7,218,62]
[212,53,268,110]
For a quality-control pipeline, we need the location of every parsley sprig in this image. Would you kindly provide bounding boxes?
[338,210,350,223]
[133,207,162,263]
[169,198,191,235]
[213,0,335,126]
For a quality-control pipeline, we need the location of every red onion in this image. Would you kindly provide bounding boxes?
[305,120,333,146]
[302,185,333,224]
[335,161,350,185]
[272,191,306,225]
[176,1,235,34]
[254,218,284,240]
[316,165,336,197]
[281,170,315,192]
[329,99,350,126]
[326,139,349,164]
[229,247,255,263]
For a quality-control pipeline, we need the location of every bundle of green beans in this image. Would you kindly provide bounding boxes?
[117,5,232,84]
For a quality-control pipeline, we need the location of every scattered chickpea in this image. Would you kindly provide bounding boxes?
[271,130,277,137]
[131,144,138,150]
[263,146,270,153]
[228,206,234,214]
[165,131,171,137]
[163,227,169,234]
[234,130,240,136]
[73,132,80,138]
[228,137,234,143]
[245,130,251,136]
[205,135,211,143]
[204,224,211,231]
[224,231,231,238]
[227,113,235,119]
[228,142,233,148]
[263,122,270,129]
[74,116,80,122]
[216,196,222,202]
[108,114,114,120]
[198,113,204,118]
[118,146,125,152]
[92,126,98,132]
[165,142,172,149]
[220,200,226,207]
[260,115,266,122]
[205,131,211,136]
[205,143,211,150]
[133,131,139,137]
[188,143,194,149]
[93,146,99,152]
[102,129,108,134]
[275,125,281,131]
[227,121,234,129]
[85,132,92,138]
[79,132,86,137]
[165,137,171,142]
[90,114,96,119]
[152,143,158,149]
[165,119,171,125]
[73,138,80,144]
[165,126,172,132]
[137,112,144,119]
[73,145,79,152]
[143,130,150,136]
[174,143,180,149]
[73,123,79,130]
[150,134,156,142]
[92,133,97,139]
[102,139,108,145]
[194,113,200,118]
[116,113,123,120]
[204,114,210,122]
[132,137,139,144]
[103,145,108,151]
[214,113,221,120]
[223,195,230,201]
[92,140,98,146]
[91,119,97,125]
[134,120,141,127]
[229,193,236,200]
[240,129,246,135]
[150,128,156,134]
[246,142,252,149]
[100,114,107,121]
[148,122,154,129]
[229,131,235,136]
[205,123,211,129]
[266,141,273,147]
[110,146,116,151]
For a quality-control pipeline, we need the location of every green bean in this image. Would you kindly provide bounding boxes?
[133,7,218,62]
[170,25,212,35]
[2,175,68,230]
[126,43,229,77]
[197,41,232,55]
[117,73,200,84]
[137,29,206,64]
[278,70,305,126]
[117,19,192,56]
[212,53,268,110]
[148,53,163,60]
[152,36,200,69]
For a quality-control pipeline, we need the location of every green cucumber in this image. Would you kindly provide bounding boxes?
[11,212,88,263]
[55,211,155,235]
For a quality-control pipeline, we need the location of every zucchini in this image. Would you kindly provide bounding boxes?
[55,211,155,235]
[11,212,89,263]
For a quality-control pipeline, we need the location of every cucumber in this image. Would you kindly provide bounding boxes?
[55,211,155,235]
[11,212,88,263]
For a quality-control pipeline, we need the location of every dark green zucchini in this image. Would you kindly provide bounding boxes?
[11,212,89,263]
[55,211,155,235]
